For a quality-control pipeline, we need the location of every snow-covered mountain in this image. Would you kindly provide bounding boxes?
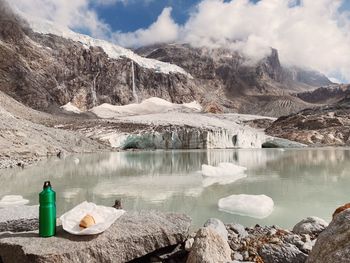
[20,12,190,77]
[0,0,343,118]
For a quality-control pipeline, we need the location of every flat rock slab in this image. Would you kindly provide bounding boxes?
[0,211,191,263]
[0,205,38,233]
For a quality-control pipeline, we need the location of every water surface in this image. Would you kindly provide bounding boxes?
[0,148,348,229]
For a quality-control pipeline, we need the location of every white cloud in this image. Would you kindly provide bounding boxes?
[112,7,179,47]
[179,0,350,81]
[7,0,111,38]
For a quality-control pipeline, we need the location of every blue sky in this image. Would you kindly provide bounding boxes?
[94,0,350,33]
[93,0,200,32]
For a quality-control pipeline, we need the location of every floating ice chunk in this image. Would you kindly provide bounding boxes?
[218,194,274,219]
[0,195,29,208]
[202,163,247,177]
[60,102,82,114]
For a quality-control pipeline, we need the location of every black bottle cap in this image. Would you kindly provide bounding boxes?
[43,181,51,189]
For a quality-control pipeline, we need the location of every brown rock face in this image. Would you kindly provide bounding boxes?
[307,209,350,263]
[333,203,350,219]
[266,96,350,146]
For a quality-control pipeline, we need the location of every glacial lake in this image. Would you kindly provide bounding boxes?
[0,148,349,229]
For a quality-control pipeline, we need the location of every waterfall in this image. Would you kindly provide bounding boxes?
[91,71,100,107]
[131,61,139,103]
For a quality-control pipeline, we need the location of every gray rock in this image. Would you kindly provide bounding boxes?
[232,252,243,261]
[204,218,228,241]
[185,238,194,251]
[302,239,315,253]
[0,205,38,232]
[0,211,191,263]
[307,209,350,263]
[186,227,231,263]
[227,223,248,238]
[262,138,307,148]
[259,243,307,263]
[292,216,328,235]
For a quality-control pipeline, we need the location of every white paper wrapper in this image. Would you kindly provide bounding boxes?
[60,201,125,235]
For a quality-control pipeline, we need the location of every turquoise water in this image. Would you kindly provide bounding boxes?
[0,148,349,229]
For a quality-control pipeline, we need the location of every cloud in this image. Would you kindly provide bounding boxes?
[112,7,179,47]
[7,0,112,38]
[112,0,350,81]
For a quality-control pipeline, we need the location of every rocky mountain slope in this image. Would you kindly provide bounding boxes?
[136,44,333,116]
[0,89,109,168]
[0,2,199,114]
[266,95,350,146]
[0,0,340,118]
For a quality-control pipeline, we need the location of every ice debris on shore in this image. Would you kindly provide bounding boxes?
[90,97,202,118]
[0,195,29,208]
[60,102,82,114]
[218,194,274,219]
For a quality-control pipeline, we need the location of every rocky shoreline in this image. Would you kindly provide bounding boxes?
[1,204,348,263]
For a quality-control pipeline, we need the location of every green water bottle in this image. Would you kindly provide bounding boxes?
[39,181,56,237]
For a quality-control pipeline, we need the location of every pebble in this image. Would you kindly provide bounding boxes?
[233,252,243,261]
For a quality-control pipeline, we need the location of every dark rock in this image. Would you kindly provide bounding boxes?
[0,211,191,263]
[262,138,306,148]
[259,243,307,263]
[227,223,248,238]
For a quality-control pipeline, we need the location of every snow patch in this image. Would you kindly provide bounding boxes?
[90,97,202,118]
[0,195,29,208]
[61,102,82,114]
[21,13,190,76]
[218,194,274,219]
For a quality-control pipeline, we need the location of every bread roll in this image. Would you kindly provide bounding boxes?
[79,214,95,228]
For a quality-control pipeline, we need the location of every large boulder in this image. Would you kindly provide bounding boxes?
[292,216,328,236]
[307,209,350,263]
[0,211,191,263]
[203,218,228,241]
[0,205,38,233]
[186,227,231,263]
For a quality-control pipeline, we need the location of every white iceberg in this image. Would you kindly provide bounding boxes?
[202,163,247,177]
[218,194,274,219]
[0,195,29,208]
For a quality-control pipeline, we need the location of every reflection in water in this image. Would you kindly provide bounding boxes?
[1,148,350,228]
